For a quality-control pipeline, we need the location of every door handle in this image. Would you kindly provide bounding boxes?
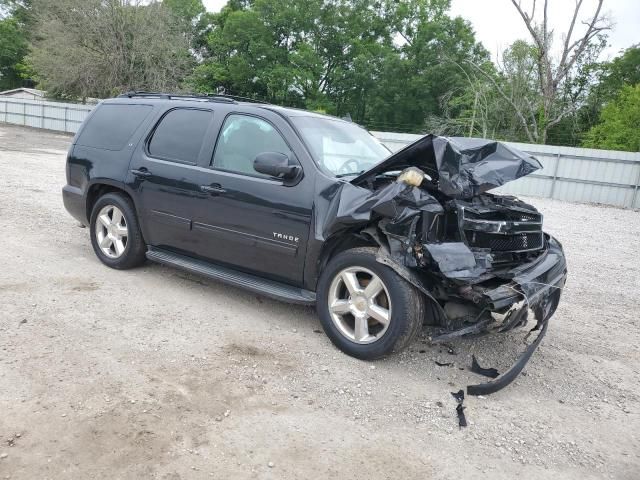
[200,184,226,194]
[131,168,152,178]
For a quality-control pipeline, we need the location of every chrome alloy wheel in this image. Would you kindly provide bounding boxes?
[327,267,392,344]
[95,205,129,258]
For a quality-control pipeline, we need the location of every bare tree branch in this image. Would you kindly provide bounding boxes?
[529,0,537,22]
[465,59,537,143]
[511,1,543,51]
[558,0,584,76]
[398,30,413,47]
[546,104,579,129]
[510,0,547,101]
[557,1,609,84]
[507,0,610,143]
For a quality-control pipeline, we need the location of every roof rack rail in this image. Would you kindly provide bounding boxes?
[118,91,237,104]
[200,92,269,104]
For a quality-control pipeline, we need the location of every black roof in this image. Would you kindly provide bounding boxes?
[112,91,351,123]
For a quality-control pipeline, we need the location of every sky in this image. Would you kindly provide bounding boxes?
[449,0,639,61]
[201,0,639,61]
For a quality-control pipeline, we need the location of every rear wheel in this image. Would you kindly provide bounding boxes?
[317,247,424,360]
[89,192,146,269]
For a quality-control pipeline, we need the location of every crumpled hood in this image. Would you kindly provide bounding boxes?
[351,135,542,199]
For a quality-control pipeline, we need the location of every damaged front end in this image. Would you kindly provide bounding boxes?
[318,134,567,394]
[418,194,566,337]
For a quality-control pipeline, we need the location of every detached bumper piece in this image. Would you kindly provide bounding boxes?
[428,236,567,395]
[467,320,549,396]
[466,239,566,395]
[451,390,468,428]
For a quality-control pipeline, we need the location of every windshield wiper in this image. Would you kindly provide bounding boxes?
[335,170,365,178]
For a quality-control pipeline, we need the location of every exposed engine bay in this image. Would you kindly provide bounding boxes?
[315,134,568,394]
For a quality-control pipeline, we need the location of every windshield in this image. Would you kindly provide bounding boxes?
[291,116,390,176]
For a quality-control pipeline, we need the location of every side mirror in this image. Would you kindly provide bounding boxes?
[253,152,299,180]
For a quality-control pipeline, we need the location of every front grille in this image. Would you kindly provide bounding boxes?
[464,209,541,223]
[461,204,544,254]
[465,231,544,252]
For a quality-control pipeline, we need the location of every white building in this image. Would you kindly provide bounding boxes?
[0,88,46,101]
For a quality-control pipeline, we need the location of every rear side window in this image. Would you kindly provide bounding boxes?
[76,104,152,151]
[148,108,213,164]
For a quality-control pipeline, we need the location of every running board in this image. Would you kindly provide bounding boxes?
[146,247,316,305]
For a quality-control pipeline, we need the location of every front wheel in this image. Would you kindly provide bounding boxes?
[316,247,425,360]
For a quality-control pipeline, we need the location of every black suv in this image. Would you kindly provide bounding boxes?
[63,92,567,370]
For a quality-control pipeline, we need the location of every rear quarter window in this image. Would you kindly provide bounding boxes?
[76,104,153,151]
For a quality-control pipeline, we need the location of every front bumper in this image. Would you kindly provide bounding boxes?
[483,235,567,330]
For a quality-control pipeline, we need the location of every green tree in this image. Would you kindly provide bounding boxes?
[598,45,640,99]
[163,0,205,23]
[0,0,33,24]
[28,0,193,100]
[0,16,27,89]
[582,84,640,152]
[189,0,487,132]
[575,46,640,133]
[0,0,32,89]
[163,0,208,52]
[543,45,640,147]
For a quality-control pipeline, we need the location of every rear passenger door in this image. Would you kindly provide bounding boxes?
[127,107,217,254]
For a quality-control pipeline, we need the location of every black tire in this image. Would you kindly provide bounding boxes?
[89,192,146,269]
[316,247,425,360]
[424,297,445,326]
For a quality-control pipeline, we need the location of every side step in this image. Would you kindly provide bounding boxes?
[146,247,316,306]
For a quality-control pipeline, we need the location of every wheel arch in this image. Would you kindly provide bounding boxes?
[312,226,379,290]
[86,180,139,223]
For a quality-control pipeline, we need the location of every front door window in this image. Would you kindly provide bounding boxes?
[212,115,292,176]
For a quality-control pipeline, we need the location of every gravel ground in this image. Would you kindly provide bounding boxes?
[0,123,639,480]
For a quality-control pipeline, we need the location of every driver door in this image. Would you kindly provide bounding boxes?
[190,112,313,286]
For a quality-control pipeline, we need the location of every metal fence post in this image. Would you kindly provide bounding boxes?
[3,100,6,123]
[22,101,26,126]
[549,153,562,199]
[41,103,45,129]
[64,107,68,132]
[631,161,640,209]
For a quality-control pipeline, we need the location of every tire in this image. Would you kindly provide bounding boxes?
[89,192,146,270]
[424,297,445,326]
[316,247,425,360]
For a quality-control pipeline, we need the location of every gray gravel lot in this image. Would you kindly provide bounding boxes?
[0,123,639,479]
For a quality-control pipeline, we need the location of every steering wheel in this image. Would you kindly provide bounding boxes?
[337,158,361,176]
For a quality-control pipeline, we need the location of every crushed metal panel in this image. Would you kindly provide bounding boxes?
[352,135,542,199]
[315,179,443,242]
[423,243,487,280]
